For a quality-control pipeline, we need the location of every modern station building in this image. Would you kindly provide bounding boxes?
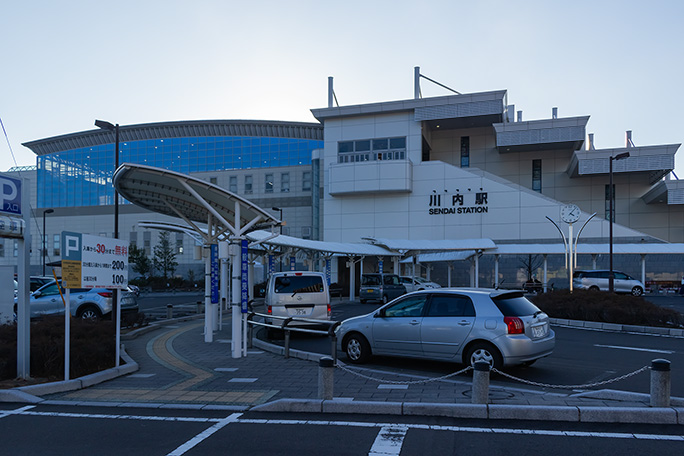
[3,68,683,289]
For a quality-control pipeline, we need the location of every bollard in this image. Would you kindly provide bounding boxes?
[471,361,490,404]
[166,304,173,319]
[318,356,335,400]
[650,358,671,407]
[284,330,291,359]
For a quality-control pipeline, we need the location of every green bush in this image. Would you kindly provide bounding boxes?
[0,317,115,382]
[530,289,684,328]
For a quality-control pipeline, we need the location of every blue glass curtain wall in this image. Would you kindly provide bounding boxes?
[37,136,322,208]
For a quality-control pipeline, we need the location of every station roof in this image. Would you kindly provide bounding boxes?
[246,230,400,257]
[113,163,279,237]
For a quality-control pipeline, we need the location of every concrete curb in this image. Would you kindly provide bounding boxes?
[1,347,139,403]
[550,318,684,337]
[252,399,684,424]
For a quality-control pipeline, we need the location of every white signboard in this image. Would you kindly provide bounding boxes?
[61,231,128,289]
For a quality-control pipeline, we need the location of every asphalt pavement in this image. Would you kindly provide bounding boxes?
[2,295,684,424]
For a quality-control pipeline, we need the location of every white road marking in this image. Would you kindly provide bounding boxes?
[378,384,408,390]
[368,425,408,455]
[214,367,239,372]
[7,409,684,443]
[166,412,242,456]
[228,378,258,383]
[594,344,675,354]
[128,373,156,378]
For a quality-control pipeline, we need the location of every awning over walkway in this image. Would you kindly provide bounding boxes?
[246,230,400,257]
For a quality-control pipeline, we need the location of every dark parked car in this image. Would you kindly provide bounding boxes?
[359,274,406,304]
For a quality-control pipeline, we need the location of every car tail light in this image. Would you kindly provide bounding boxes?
[267,305,272,314]
[327,303,331,317]
[98,291,113,298]
[504,316,524,334]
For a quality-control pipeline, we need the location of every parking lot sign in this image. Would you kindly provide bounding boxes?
[61,231,128,289]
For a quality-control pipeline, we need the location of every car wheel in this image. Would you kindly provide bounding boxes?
[345,333,371,364]
[382,295,388,304]
[77,305,102,320]
[465,342,503,371]
[631,286,644,297]
[589,286,600,292]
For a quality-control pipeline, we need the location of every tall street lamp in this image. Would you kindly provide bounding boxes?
[42,208,54,276]
[609,151,630,292]
[95,120,120,239]
[95,119,120,322]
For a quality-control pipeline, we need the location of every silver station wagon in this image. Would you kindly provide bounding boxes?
[337,288,555,370]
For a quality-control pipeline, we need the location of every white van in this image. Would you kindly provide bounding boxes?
[265,271,330,326]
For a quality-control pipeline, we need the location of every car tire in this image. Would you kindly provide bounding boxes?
[345,333,371,364]
[465,342,503,371]
[589,286,600,292]
[77,305,102,320]
[631,286,644,297]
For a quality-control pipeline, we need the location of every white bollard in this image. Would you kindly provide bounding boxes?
[318,356,335,400]
[471,361,490,404]
[650,359,671,407]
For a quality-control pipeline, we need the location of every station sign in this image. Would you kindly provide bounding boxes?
[61,231,128,289]
[0,175,22,215]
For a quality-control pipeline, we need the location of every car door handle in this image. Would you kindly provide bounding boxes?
[410,320,420,325]
[458,320,471,326]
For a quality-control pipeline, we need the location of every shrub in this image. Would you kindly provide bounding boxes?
[530,289,684,328]
[0,317,115,382]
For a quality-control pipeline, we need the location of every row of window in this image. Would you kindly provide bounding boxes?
[337,137,407,164]
[220,171,312,195]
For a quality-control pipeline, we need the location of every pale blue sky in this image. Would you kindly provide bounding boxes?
[2,0,683,173]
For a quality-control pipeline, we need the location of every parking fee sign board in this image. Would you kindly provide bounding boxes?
[61,231,128,289]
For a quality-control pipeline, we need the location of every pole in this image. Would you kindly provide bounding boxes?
[609,157,614,293]
[113,124,120,326]
[42,212,46,276]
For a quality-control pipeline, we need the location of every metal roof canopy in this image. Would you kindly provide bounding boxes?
[247,230,400,257]
[114,163,279,242]
[364,237,497,255]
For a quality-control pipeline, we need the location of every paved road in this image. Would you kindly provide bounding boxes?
[260,298,684,397]
[2,404,683,455]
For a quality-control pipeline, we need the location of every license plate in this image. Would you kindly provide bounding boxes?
[294,308,307,315]
[532,324,547,338]
[365,289,375,293]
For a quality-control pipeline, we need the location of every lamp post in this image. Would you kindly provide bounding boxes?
[42,208,54,276]
[95,119,120,322]
[609,151,630,292]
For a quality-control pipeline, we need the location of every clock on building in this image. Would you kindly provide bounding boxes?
[560,203,581,224]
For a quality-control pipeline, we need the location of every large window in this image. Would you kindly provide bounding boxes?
[229,176,237,193]
[265,173,274,193]
[53,234,60,256]
[302,171,312,192]
[532,159,542,193]
[605,184,615,221]
[460,137,470,168]
[281,172,290,193]
[245,175,253,194]
[36,135,323,208]
[337,136,406,163]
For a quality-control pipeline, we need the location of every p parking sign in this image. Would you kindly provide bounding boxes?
[0,175,21,215]
[62,231,128,289]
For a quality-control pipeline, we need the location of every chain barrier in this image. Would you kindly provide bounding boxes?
[491,365,649,389]
[335,362,650,390]
[336,362,473,385]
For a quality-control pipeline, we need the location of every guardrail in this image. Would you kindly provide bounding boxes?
[246,312,341,361]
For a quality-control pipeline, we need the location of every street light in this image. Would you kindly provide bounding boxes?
[95,120,120,239]
[95,119,120,323]
[609,151,630,292]
[42,208,54,276]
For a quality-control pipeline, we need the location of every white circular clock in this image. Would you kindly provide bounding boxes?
[560,204,581,224]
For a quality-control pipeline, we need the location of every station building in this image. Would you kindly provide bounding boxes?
[3,69,684,289]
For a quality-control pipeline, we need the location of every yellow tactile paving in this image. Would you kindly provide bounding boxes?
[55,323,280,406]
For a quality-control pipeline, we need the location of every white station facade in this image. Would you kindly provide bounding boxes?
[4,68,684,290]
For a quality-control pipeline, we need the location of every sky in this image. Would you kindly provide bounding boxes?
[2,0,683,173]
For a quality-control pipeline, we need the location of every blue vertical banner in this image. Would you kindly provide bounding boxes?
[378,259,384,275]
[240,240,249,313]
[210,244,219,304]
[268,255,275,275]
[325,259,331,285]
[290,256,296,271]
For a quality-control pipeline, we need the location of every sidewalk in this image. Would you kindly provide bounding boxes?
[4,315,684,424]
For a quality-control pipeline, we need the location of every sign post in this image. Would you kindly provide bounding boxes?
[62,231,128,368]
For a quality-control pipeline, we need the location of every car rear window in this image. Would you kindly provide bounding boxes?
[492,293,541,317]
[362,275,381,286]
[274,276,324,294]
